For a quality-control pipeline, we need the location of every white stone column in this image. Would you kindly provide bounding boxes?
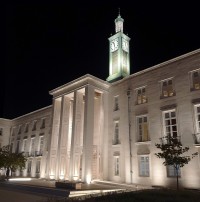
[82,85,95,183]
[48,97,62,179]
[92,92,103,179]
[69,91,84,180]
[57,95,71,180]
[69,91,77,180]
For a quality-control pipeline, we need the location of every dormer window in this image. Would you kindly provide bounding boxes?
[136,87,147,105]
[190,69,200,91]
[160,78,175,98]
[32,120,37,131]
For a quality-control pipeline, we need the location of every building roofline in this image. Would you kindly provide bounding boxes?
[12,105,52,121]
[0,118,12,122]
[49,74,110,95]
[133,48,200,76]
[112,48,200,85]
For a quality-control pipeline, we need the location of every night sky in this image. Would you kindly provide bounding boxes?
[3,1,200,119]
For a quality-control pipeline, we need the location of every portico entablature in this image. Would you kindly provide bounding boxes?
[49,74,110,98]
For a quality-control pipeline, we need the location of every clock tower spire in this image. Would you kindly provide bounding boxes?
[115,8,124,33]
[107,11,131,83]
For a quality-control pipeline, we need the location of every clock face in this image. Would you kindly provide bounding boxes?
[110,38,119,52]
[122,38,129,52]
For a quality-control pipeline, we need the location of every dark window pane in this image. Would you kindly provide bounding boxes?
[168,80,172,85]
[165,120,170,126]
[139,118,142,123]
[171,119,176,125]
[171,111,176,117]
[165,113,169,119]
[163,81,167,86]
[166,126,171,132]
[193,72,199,77]
[172,126,177,132]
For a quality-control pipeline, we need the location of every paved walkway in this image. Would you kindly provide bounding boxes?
[7,178,150,189]
[0,178,152,200]
[7,178,151,191]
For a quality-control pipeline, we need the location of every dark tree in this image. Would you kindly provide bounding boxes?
[155,136,198,190]
[0,145,27,179]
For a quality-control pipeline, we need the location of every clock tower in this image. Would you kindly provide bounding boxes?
[107,12,131,82]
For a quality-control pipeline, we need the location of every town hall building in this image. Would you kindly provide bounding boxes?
[1,13,200,189]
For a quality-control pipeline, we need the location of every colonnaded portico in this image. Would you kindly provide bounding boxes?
[48,75,110,182]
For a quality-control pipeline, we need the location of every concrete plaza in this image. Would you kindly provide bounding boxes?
[0,178,151,201]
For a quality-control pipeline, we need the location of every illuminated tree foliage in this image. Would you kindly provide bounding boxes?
[0,145,27,179]
[155,136,198,190]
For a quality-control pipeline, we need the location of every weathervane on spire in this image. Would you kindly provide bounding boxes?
[118,8,121,17]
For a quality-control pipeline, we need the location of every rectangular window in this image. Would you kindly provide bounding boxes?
[32,120,37,131]
[36,160,41,173]
[167,165,181,177]
[194,104,200,144]
[39,136,44,155]
[25,123,29,133]
[16,140,20,153]
[113,121,120,145]
[137,116,149,142]
[18,125,22,134]
[11,127,15,136]
[195,104,200,133]
[40,118,45,129]
[190,69,200,90]
[30,138,35,156]
[136,87,147,104]
[114,96,119,111]
[160,78,175,98]
[0,128,2,136]
[163,110,178,140]
[27,160,32,173]
[22,139,27,152]
[114,156,120,176]
[139,156,150,177]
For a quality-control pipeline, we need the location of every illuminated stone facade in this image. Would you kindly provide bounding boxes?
[1,14,200,189]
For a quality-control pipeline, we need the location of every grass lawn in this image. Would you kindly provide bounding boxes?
[63,189,200,202]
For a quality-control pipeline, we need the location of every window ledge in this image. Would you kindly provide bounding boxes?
[112,144,121,147]
[135,141,151,145]
[193,144,200,147]
[135,102,148,106]
[160,94,176,99]
[139,175,150,177]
